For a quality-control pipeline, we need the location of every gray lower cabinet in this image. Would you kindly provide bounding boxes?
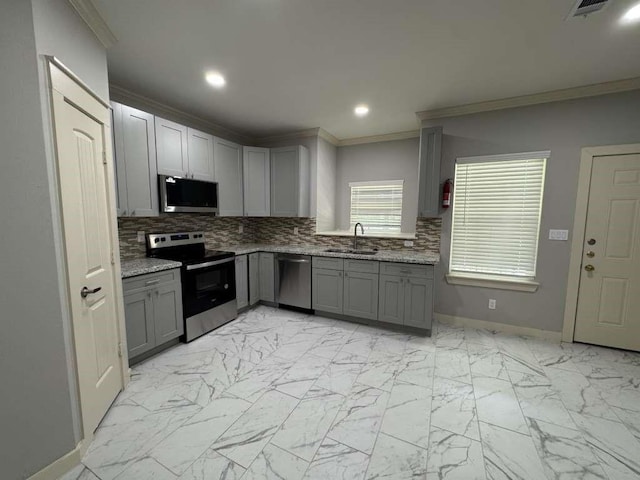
[404,277,433,329]
[123,269,183,361]
[378,266,434,330]
[343,270,379,320]
[379,275,405,325]
[312,268,343,314]
[249,253,260,305]
[259,252,275,302]
[123,290,155,358]
[235,255,249,309]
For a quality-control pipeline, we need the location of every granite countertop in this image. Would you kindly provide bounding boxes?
[120,258,182,279]
[221,244,440,265]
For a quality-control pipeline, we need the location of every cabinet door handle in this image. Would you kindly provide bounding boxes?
[406,279,411,285]
[155,289,159,296]
[130,209,136,216]
[338,272,342,277]
[344,272,348,277]
[145,279,160,286]
[147,291,152,298]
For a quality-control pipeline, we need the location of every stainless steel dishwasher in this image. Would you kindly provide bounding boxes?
[276,254,311,309]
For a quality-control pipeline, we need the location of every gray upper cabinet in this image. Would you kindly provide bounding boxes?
[187,128,215,182]
[270,146,310,217]
[235,255,249,310]
[215,137,244,216]
[312,268,343,314]
[155,116,189,178]
[417,126,443,217]
[243,146,270,216]
[343,270,379,320]
[112,102,159,217]
[378,275,404,325]
[259,252,275,302]
[249,252,260,305]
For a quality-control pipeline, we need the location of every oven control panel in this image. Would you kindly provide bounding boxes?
[147,231,205,249]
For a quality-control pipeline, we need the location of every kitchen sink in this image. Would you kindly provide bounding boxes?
[324,248,378,255]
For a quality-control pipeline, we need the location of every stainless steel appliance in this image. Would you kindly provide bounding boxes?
[159,175,219,214]
[276,254,311,309]
[147,232,236,342]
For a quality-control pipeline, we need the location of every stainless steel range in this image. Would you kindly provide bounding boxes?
[147,231,236,342]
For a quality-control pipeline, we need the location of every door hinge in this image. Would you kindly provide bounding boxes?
[110,251,115,265]
[117,343,123,358]
[102,151,108,165]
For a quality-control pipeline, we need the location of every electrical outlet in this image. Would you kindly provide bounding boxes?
[238,225,244,234]
[488,299,496,310]
[404,240,414,247]
[136,231,145,243]
[293,227,299,235]
[549,229,569,241]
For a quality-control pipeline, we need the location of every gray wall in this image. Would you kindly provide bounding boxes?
[0,1,109,478]
[335,138,420,233]
[424,89,640,332]
[316,137,337,231]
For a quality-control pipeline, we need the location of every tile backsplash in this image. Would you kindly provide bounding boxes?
[118,215,441,260]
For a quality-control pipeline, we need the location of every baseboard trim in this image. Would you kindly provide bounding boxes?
[435,313,562,342]
[27,444,81,480]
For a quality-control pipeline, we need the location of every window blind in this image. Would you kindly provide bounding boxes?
[350,180,403,233]
[450,155,547,279]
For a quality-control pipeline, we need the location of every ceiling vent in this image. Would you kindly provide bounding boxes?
[568,0,610,18]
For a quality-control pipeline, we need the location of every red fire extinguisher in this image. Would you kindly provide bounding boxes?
[442,179,453,208]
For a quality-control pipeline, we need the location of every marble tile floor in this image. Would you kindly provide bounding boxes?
[60,306,640,480]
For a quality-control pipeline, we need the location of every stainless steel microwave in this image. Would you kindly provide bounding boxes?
[159,175,219,214]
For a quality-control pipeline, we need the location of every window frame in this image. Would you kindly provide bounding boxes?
[349,179,404,235]
[446,151,549,292]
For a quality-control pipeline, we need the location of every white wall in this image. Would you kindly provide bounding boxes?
[316,137,337,231]
[424,89,640,333]
[0,1,110,477]
[335,138,420,233]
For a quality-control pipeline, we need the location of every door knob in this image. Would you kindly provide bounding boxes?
[587,239,596,245]
[81,286,102,298]
[584,265,595,272]
[586,251,595,258]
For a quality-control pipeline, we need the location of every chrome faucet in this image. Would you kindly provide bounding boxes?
[353,223,364,250]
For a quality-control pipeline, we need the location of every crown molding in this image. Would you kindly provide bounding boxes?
[255,127,325,145]
[318,128,340,146]
[337,130,420,147]
[109,83,253,144]
[68,0,117,48]
[416,76,640,122]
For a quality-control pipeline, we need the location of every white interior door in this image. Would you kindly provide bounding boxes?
[52,77,123,435]
[575,153,640,351]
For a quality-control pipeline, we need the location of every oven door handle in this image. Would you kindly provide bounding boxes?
[186,257,235,270]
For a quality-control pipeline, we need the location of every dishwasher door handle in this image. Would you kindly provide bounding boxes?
[279,258,310,263]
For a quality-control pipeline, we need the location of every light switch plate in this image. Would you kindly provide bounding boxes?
[404,240,414,247]
[549,229,569,241]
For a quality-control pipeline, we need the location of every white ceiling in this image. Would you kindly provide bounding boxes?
[94,0,640,140]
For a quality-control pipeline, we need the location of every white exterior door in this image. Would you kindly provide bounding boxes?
[575,154,640,351]
[51,67,123,435]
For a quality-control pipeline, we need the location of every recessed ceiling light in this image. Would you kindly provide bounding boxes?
[354,105,369,117]
[205,71,226,88]
[622,3,640,22]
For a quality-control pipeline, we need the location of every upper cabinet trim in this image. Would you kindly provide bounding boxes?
[68,0,118,48]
